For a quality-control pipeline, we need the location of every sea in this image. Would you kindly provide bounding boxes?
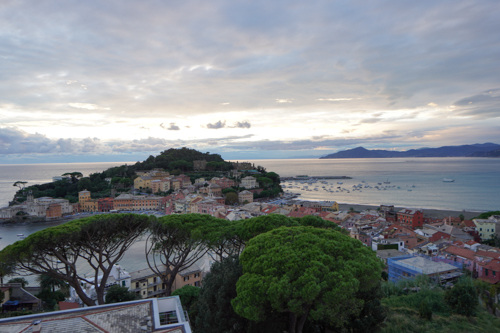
[0,157,499,281]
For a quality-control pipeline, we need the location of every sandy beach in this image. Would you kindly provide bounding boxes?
[337,203,481,220]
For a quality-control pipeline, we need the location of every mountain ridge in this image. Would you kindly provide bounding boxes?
[319,143,500,159]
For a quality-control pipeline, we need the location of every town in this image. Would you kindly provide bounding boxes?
[1,155,500,332]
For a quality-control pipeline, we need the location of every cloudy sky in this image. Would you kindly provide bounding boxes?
[1,0,500,163]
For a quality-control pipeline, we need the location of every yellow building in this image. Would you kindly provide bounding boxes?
[134,176,153,189]
[78,190,91,203]
[130,265,203,299]
[474,217,499,241]
[81,199,99,212]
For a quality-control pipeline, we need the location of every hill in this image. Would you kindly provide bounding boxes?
[320,143,500,159]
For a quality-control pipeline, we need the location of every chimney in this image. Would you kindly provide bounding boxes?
[32,320,42,332]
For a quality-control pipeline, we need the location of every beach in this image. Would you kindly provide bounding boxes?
[338,203,481,220]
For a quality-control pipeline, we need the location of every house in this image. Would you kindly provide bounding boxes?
[477,259,500,284]
[0,283,41,312]
[134,176,153,189]
[238,190,253,204]
[0,296,192,333]
[241,176,257,189]
[396,208,424,228]
[473,217,500,241]
[69,264,131,305]
[388,255,462,283]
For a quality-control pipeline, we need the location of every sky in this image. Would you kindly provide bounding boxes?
[1,0,500,163]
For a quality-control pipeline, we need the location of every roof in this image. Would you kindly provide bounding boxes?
[58,302,80,311]
[396,256,459,274]
[442,245,476,261]
[397,208,422,215]
[0,298,190,333]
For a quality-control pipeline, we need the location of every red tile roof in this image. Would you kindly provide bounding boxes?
[287,211,308,218]
[442,245,476,261]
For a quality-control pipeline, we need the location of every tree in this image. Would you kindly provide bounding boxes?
[459,214,465,221]
[62,172,83,184]
[225,192,238,205]
[13,181,28,191]
[0,214,151,306]
[36,289,66,311]
[444,279,478,317]
[172,285,200,312]
[105,285,140,304]
[145,214,214,297]
[8,277,29,288]
[192,256,286,333]
[0,259,16,284]
[232,226,383,333]
[37,274,68,293]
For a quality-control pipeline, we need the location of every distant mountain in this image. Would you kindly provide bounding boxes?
[319,143,500,159]
[468,148,500,157]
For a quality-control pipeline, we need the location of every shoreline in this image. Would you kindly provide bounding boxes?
[337,203,481,220]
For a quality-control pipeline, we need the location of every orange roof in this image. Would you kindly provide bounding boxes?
[463,220,475,227]
[475,250,500,260]
[58,301,80,310]
[442,245,476,261]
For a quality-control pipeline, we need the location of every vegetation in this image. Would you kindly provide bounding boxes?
[171,285,200,313]
[145,214,220,296]
[0,214,151,306]
[474,211,500,219]
[444,278,479,317]
[105,285,140,304]
[7,277,28,288]
[232,226,383,333]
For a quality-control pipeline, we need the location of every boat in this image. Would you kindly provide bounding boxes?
[384,178,391,184]
[17,234,24,237]
[337,181,343,184]
[443,178,455,182]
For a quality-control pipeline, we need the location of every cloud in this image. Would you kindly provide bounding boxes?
[451,89,500,118]
[428,102,438,107]
[276,99,293,103]
[160,123,180,130]
[68,103,110,110]
[207,120,226,129]
[316,98,358,102]
[359,118,382,124]
[231,121,251,129]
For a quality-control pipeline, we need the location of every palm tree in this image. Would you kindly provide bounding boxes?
[37,274,69,294]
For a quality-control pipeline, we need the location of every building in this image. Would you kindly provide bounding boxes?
[0,296,192,333]
[388,255,462,283]
[397,208,424,228]
[0,283,41,312]
[238,190,253,204]
[46,203,62,219]
[241,176,257,189]
[98,198,114,212]
[69,264,131,305]
[473,217,499,241]
[134,176,153,189]
[113,193,162,211]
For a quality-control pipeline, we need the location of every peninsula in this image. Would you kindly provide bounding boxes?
[320,143,500,159]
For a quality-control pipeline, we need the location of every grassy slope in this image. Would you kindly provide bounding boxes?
[380,292,500,333]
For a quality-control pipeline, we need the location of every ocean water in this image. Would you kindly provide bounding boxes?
[1,157,499,211]
[0,162,133,209]
[0,157,499,282]
[251,157,500,212]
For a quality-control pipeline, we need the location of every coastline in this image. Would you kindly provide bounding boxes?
[337,203,481,220]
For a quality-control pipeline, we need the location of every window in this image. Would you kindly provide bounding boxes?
[153,277,157,283]
[194,281,200,287]
[143,291,146,295]
[122,281,126,287]
[485,269,489,276]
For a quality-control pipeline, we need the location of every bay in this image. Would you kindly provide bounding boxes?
[0,157,499,283]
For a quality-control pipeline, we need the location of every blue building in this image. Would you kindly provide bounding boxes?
[388,255,461,283]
